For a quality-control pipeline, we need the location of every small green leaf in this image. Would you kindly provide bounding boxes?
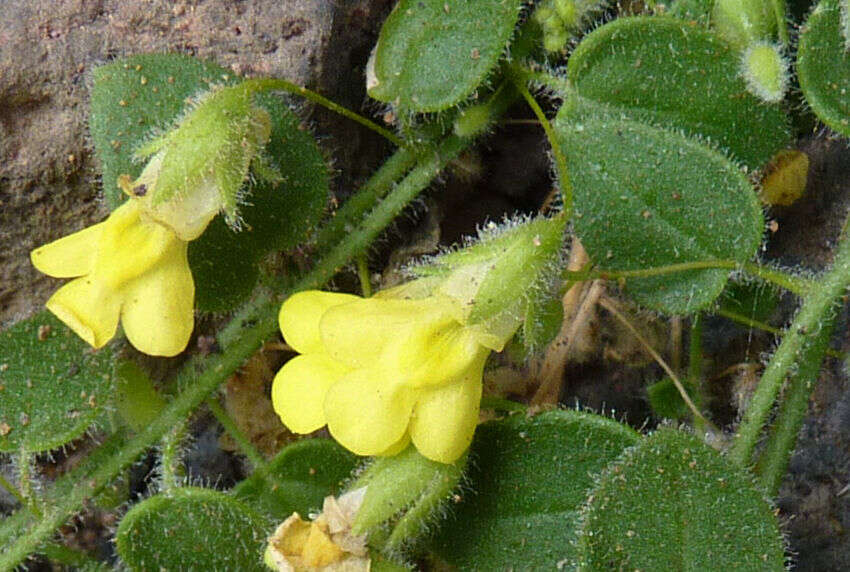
[233,438,358,520]
[578,428,786,570]
[114,361,166,432]
[798,0,850,137]
[647,377,697,420]
[429,410,640,569]
[0,312,112,453]
[554,110,763,314]
[90,55,329,312]
[567,17,789,169]
[367,0,524,112]
[116,487,271,571]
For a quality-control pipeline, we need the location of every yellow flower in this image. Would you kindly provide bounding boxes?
[30,199,194,357]
[271,287,509,464]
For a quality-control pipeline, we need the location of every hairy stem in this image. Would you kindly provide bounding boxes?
[207,397,267,472]
[755,317,835,495]
[729,237,850,467]
[243,78,404,147]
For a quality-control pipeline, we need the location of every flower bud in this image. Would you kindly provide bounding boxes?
[741,42,789,103]
[118,83,272,240]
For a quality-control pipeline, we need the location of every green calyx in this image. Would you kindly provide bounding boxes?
[119,82,275,240]
[350,446,466,555]
[417,215,566,331]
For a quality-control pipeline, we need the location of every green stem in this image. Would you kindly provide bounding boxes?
[313,147,419,254]
[17,450,41,518]
[0,134,471,570]
[563,259,811,297]
[755,316,835,495]
[716,308,781,336]
[242,78,404,147]
[729,237,850,467]
[160,421,186,492]
[41,542,98,567]
[0,472,26,510]
[356,255,373,297]
[688,315,705,435]
[207,397,267,471]
[718,307,844,359]
[508,64,573,218]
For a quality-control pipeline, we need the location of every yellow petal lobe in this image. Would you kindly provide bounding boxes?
[272,354,347,434]
[46,278,122,349]
[120,240,194,357]
[30,222,106,278]
[324,369,415,456]
[279,291,359,355]
[409,353,486,463]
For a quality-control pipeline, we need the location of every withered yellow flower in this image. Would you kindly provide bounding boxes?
[271,287,508,464]
[30,199,193,357]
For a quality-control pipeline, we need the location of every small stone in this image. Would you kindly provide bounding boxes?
[0,422,11,436]
[19,413,30,426]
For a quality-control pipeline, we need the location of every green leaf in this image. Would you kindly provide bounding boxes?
[115,487,271,571]
[567,17,789,169]
[233,438,358,520]
[90,54,329,312]
[647,377,697,420]
[798,0,850,137]
[90,54,238,209]
[428,410,640,569]
[367,0,524,112]
[0,312,112,453]
[114,361,166,432]
[554,110,764,314]
[578,428,786,570]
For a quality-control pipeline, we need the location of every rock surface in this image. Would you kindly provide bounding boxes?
[0,0,339,324]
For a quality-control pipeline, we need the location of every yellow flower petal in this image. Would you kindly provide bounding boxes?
[272,354,348,434]
[30,221,106,278]
[324,369,415,456]
[408,353,486,463]
[388,321,486,389]
[46,277,122,349]
[94,201,175,290]
[120,240,194,357]
[279,291,359,355]
[320,297,454,369]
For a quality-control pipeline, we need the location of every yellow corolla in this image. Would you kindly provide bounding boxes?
[272,288,506,464]
[30,199,193,357]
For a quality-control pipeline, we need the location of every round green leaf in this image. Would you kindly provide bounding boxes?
[567,17,789,169]
[578,428,786,570]
[555,110,764,314]
[90,55,329,312]
[233,438,358,520]
[367,0,524,112]
[798,0,850,136]
[429,410,640,569]
[116,487,271,571]
[0,312,112,453]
